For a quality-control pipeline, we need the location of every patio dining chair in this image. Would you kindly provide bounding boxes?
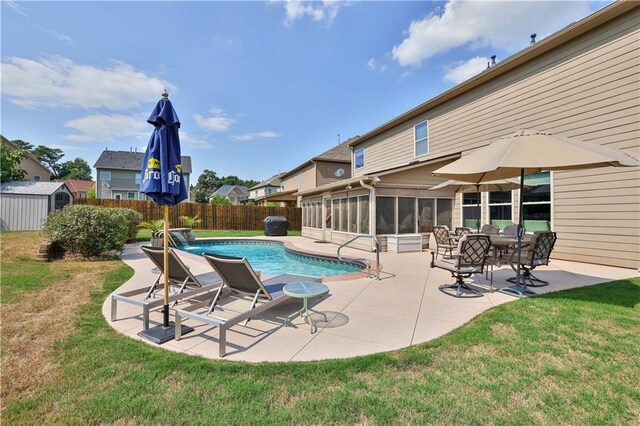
[507,231,557,287]
[480,224,500,235]
[430,235,492,298]
[454,227,472,238]
[432,225,457,259]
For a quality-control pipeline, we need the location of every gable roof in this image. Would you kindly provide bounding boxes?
[93,150,192,173]
[56,179,94,193]
[250,172,286,190]
[2,138,53,174]
[281,141,353,179]
[212,184,249,197]
[1,181,68,196]
[348,1,638,148]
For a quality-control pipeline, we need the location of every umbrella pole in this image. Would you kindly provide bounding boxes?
[499,169,536,298]
[476,184,481,232]
[163,204,170,328]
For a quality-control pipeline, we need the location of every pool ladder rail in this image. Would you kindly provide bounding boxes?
[337,235,381,280]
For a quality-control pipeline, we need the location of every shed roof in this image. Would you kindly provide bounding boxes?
[1,181,68,196]
[93,150,192,173]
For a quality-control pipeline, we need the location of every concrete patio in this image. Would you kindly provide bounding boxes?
[103,236,638,362]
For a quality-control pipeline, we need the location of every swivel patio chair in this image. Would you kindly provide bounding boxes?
[480,224,500,235]
[430,235,492,298]
[502,224,519,238]
[454,227,472,238]
[507,231,557,287]
[432,225,457,259]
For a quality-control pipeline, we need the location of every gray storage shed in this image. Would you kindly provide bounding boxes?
[1,181,73,230]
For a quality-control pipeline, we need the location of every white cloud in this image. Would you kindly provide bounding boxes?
[366,58,386,73]
[37,26,73,45]
[49,144,87,152]
[444,56,490,84]
[181,132,213,150]
[193,108,235,132]
[231,131,281,141]
[392,0,592,67]
[1,56,172,110]
[64,113,148,143]
[275,0,347,26]
[5,1,28,16]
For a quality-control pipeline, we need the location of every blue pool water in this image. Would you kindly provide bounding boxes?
[179,240,364,277]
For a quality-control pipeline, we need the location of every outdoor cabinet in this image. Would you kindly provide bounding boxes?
[387,234,422,253]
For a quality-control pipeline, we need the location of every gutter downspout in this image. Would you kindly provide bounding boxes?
[360,178,378,252]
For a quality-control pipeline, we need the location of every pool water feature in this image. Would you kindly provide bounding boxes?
[179,240,366,278]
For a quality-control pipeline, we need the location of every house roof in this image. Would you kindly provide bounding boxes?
[212,184,249,197]
[348,1,637,148]
[2,138,53,174]
[249,172,286,190]
[56,179,94,193]
[93,150,192,173]
[281,141,352,180]
[1,180,68,196]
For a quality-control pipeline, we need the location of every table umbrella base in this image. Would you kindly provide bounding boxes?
[498,284,538,298]
[138,322,194,345]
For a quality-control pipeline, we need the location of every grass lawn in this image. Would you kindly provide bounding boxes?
[135,228,301,242]
[1,231,639,424]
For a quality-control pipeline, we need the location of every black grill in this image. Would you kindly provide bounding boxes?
[263,216,289,236]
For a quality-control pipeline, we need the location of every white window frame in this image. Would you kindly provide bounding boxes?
[354,148,365,169]
[414,120,429,158]
[488,191,514,227]
[127,191,137,199]
[135,172,141,184]
[33,175,41,182]
[100,171,112,181]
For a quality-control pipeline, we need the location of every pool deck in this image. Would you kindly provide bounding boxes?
[103,236,638,362]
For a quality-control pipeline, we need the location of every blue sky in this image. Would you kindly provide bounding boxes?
[1,0,607,184]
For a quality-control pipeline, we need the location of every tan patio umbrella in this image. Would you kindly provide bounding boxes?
[432,128,639,297]
[429,178,526,232]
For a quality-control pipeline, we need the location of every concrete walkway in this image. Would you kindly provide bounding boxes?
[103,236,637,362]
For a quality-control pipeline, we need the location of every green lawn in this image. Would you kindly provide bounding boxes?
[135,228,301,242]
[2,231,639,424]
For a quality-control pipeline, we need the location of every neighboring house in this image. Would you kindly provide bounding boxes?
[93,149,191,201]
[211,185,249,205]
[3,139,52,182]
[0,181,73,230]
[297,2,640,269]
[56,179,94,199]
[264,141,353,207]
[249,172,286,205]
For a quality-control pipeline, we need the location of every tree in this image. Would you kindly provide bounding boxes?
[193,169,220,203]
[32,145,64,178]
[0,141,26,182]
[10,139,34,152]
[59,158,92,180]
[210,195,231,205]
[86,186,96,198]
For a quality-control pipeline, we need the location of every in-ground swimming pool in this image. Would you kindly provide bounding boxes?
[179,240,366,277]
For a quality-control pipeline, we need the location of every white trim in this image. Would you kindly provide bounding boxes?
[354,148,365,169]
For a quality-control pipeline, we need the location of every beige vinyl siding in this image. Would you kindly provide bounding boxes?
[282,164,315,193]
[316,161,351,186]
[19,158,52,181]
[352,9,639,268]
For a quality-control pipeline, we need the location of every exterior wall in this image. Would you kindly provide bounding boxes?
[249,185,279,200]
[282,164,315,192]
[19,157,52,182]
[0,194,49,230]
[349,9,640,268]
[96,168,189,200]
[315,161,351,186]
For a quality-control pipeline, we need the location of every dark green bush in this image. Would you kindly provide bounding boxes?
[43,205,129,257]
[113,208,143,241]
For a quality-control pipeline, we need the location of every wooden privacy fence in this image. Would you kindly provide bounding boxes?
[76,199,301,230]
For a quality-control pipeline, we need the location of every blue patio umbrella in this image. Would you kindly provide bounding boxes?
[138,91,192,344]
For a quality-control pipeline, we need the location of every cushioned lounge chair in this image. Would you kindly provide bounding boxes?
[111,246,221,330]
[430,235,491,298]
[174,253,319,357]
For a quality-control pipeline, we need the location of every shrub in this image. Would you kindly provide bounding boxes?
[210,195,231,205]
[180,215,201,228]
[43,205,129,257]
[113,208,143,241]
